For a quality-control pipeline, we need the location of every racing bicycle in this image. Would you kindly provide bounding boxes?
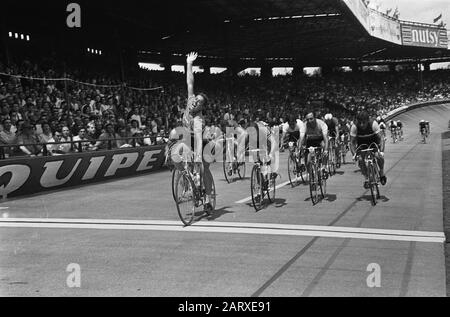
[355,143,381,206]
[306,146,327,205]
[287,139,307,187]
[173,153,216,226]
[250,149,277,212]
[223,137,246,183]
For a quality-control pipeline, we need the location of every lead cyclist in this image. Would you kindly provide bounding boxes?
[183,52,215,213]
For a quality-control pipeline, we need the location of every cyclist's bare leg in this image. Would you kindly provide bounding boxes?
[376,154,385,177]
[202,157,214,211]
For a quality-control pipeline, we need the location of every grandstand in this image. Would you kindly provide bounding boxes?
[0,0,450,299]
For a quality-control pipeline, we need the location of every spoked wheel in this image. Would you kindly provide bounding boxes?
[171,169,181,201]
[298,162,307,184]
[328,151,336,176]
[237,161,246,180]
[174,173,196,226]
[336,149,341,169]
[341,148,347,165]
[368,165,378,206]
[309,165,320,206]
[266,173,276,203]
[251,165,264,212]
[287,153,299,187]
[223,153,233,184]
[208,178,217,214]
[319,168,326,199]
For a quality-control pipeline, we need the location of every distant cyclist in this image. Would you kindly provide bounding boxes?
[324,113,340,159]
[390,120,398,142]
[420,120,427,137]
[350,111,387,189]
[396,120,403,140]
[377,116,387,141]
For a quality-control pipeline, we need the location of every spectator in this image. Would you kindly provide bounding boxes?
[0,119,17,157]
[73,127,90,152]
[38,122,53,144]
[98,123,119,150]
[17,122,42,157]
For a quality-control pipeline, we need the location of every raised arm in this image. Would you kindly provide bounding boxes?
[186,52,198,99]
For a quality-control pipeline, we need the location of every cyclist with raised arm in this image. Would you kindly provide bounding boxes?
[350,111,387,189]
[183,52,214,213]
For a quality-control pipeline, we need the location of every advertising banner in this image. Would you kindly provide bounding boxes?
[368,10,402,45]
[401,23,448,48]
[0,145,167,199]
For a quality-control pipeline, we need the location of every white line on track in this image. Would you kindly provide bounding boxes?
[235,178,299,204]
[0,218,445,243]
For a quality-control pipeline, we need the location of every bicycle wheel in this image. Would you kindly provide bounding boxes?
[309,164,320,205]
[368,164,377,206]
[210,177,217,211]
[287,153,298,187]
[251,165,264,211]
[171,169,180,201]
[299,161,307,183]
[223,153,233,184]
[329,150,336,176]
[319,168,326,199]
[336,148,341,169]
[266,172,276,203]
[174,173,196,226]
[237,161,246,180]
[341,146,347,165]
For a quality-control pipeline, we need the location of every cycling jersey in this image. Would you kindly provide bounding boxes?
[301,119,328,148]
[324,117,339,138]
[350,120,381,149]
[420,122,427,132]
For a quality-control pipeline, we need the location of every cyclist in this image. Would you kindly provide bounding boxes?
[425,121,431,136]
[183,51,214,213]
[299,112,329,177]
[339,117,351,153]
[419,120,428,141]
[282,115,302,148]
[324,113,340,164]
[350,111,387,189]
[390,120,398,142]
[377,116,387,141]
[397,120,403,140]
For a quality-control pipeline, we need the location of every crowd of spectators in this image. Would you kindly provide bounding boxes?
[1,57,449,159]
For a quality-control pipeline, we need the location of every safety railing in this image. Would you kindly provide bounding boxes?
[0,135,169,160]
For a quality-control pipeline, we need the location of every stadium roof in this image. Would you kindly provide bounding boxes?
[3,0,450,67]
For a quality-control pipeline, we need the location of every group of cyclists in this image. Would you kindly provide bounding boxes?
[387,119,404,143]
[282,110,387,191]
[167,52,431,224]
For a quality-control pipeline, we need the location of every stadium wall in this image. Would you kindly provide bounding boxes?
[385,99,450,121]
[0,145,167,199]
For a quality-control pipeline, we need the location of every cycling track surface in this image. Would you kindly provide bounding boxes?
[0,103,449,297]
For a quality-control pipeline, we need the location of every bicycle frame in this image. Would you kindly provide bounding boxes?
[356,143,381,205]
